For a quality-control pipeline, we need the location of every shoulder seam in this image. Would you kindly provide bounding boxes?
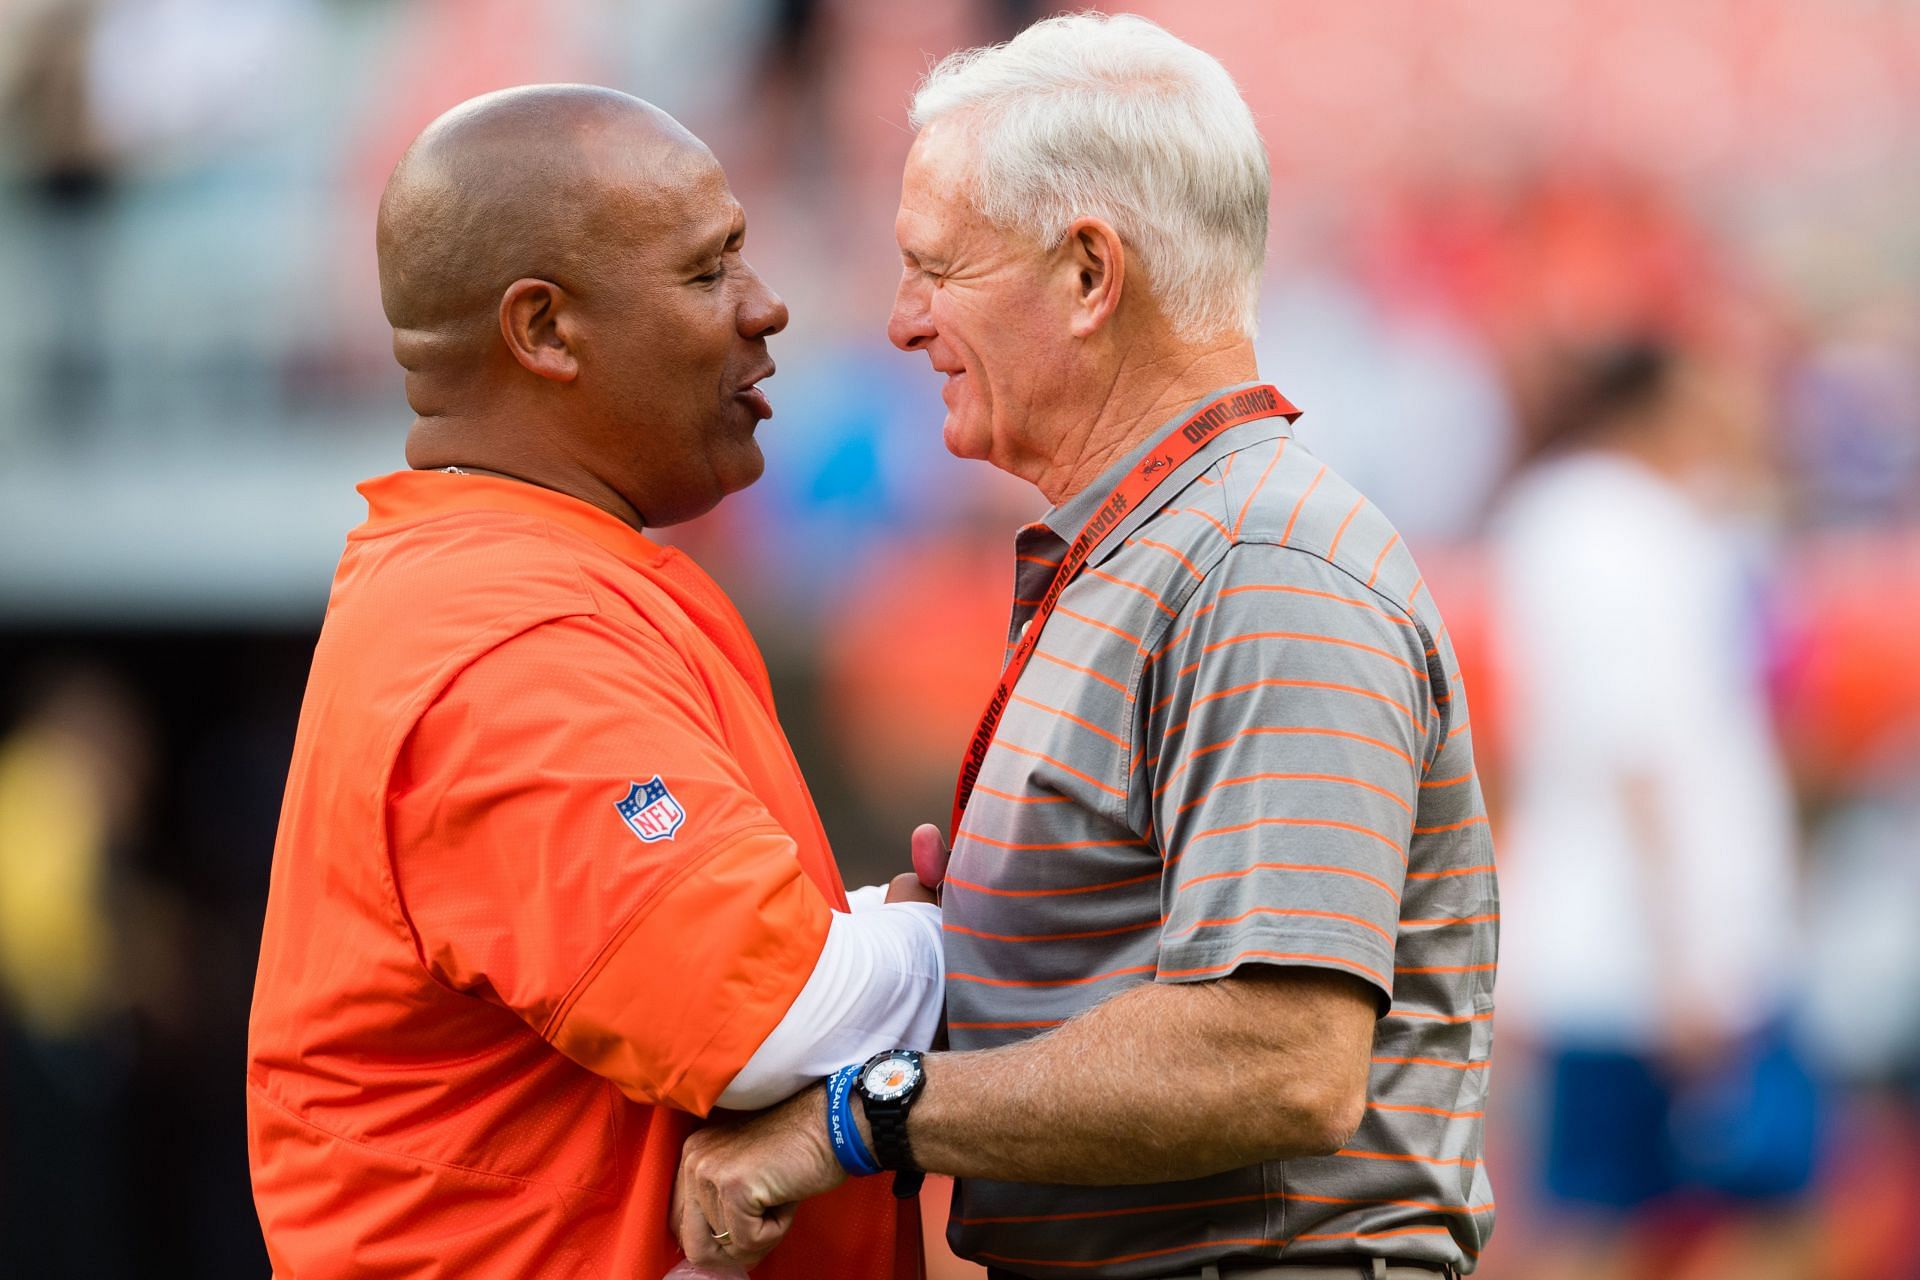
[1189,538,1452,771]
[1229,536,1423,631]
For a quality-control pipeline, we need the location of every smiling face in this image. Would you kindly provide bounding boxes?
[887,121,1080,475]
[581,146,789,526]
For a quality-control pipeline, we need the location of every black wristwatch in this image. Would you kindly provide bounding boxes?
[854,1049,926,1198]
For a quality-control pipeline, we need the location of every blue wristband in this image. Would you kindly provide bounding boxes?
[826,1064,882,1177]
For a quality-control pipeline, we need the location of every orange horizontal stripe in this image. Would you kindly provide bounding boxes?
[993,741,1128,798]
[1129,535,1205,580]
[946,1018,1065,1031]
[1160,949,1387,987]
[971,783,1072,805]
[1386,1009,1494,1024]
[1396,963,1497,975]
[1413,815,1489,835]
[1373,1056,1490,1071]
[1406,863,1495,880]
[959,1189,1494,1227]
[1174,676,1419,732]
[1015,553,1063,568]
[1182,814,1404,857]
[1402,912,1500,928]
[944,870,1160,898]
[1146,623,1194,664]
[1187,630,1422,678]
[957,827,1140,852]
[1284,1190,1496,1218]
[1009,693,1130,747]
[944,917,1161,944]
[1174,770,1413,817]
[1032,649,1133,698]
[1333,1147,1481,1168]
[1218,581,1417,628]
[1369,1100,1486,1119]
[1295,1226,1463,1247]
[1156,726,1416,797]
[1406,577,1426,609]
[1088,567,1177,617]
[949,963,1157,989]
[1053,603,1146,651]
[1447,719,1472,739]
[1168,904,1393,946]
[960,1192,1267,1226]
[1420,770,1475,788]
[1180,859,1399,901]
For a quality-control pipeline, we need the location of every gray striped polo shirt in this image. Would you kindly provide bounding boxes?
[943,387,1499,1277]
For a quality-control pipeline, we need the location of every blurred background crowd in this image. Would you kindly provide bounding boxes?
[2,0,1917,1276]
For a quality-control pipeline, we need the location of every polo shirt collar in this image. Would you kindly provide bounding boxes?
[354,468,668,569]
[1038,381,1298,565]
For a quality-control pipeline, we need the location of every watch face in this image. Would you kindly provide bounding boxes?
[862,1055,921,1101]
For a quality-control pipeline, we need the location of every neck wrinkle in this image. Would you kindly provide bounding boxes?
[1035,340,1260,505]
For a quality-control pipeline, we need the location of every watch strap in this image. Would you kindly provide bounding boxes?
[825,1064,882,1177]
[856,1049,925,1192]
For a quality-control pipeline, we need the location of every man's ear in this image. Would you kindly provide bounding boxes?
[1064,216,1125,338]
[499,278,581,382]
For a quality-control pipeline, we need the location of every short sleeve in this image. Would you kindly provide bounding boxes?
[387,613,831,1115]
[1143,543,1431,1008]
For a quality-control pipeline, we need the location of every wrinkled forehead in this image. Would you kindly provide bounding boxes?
[896,119,993,249]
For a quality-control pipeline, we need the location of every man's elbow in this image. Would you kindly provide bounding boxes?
[1264,1071,1367,1159]
[1302,1075,1368,1155]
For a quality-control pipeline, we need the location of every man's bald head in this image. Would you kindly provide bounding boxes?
[377,85,711,351]
[380,84,790,531]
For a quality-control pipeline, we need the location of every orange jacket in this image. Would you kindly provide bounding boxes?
[247,470,918,1278]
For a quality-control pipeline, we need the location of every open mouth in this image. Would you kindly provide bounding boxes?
[735,366,775,421]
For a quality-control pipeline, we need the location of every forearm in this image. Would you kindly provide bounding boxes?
[900,968,1372,1185]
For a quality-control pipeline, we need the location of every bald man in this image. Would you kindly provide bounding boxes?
[246,86,941,1279]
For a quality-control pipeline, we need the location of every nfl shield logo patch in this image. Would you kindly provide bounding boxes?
[615,776,686,843]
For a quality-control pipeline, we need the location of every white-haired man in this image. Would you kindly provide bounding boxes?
[673,15,1497,1279]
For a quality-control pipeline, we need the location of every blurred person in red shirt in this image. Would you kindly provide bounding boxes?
[1489,343,1821,1280]
[246,86,946,1279]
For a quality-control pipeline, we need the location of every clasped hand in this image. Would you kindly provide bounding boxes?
[671,1084,847,1269]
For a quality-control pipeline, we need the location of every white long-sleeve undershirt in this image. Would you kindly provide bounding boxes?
[715,891,944,1110]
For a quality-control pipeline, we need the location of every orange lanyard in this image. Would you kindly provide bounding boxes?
[949,384,1300,839]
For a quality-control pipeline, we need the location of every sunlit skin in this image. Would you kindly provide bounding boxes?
[671,113,1382,1272]
[887,117,1259,504]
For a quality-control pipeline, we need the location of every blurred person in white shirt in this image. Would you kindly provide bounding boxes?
[1490,342,1821,1280]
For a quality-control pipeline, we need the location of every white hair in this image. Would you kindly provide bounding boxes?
[909,11,1268,342]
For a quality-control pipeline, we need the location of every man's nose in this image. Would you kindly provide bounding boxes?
[887,271,933,353]
[738,263,789,339]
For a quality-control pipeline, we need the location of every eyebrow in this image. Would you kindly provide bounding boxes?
[689,212,745,267]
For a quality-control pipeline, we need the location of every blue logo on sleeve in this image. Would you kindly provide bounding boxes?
[614,776,686,843]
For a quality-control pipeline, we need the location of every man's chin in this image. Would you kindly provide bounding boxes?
[722,441,767,496]
[941,413,991,462]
